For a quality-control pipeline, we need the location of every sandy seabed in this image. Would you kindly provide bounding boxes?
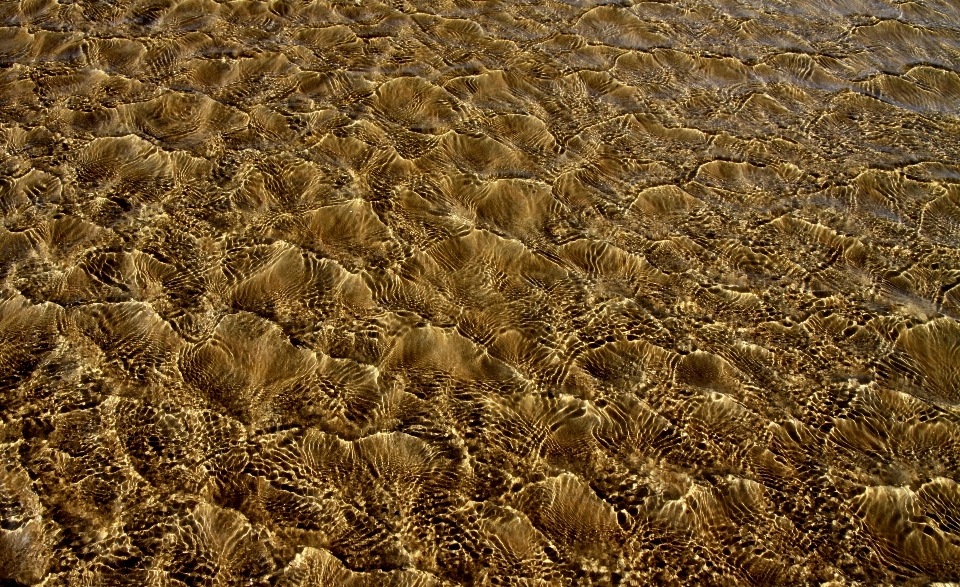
[1,0,960,585]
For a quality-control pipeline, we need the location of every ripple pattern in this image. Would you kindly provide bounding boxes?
[2,0,960,585]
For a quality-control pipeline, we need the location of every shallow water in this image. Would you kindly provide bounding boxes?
[2,0,960,585]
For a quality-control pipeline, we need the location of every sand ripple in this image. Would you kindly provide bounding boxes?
[1,0,960,585]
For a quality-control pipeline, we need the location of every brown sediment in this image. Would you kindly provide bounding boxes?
[2,0,960,585]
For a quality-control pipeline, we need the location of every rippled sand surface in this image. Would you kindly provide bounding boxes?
[2,0,960,585]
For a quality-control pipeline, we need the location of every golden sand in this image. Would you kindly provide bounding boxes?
[1,0,960,585]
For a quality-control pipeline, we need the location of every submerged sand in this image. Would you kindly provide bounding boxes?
[2,0,960,585]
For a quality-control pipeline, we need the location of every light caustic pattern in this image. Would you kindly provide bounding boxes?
[1,0,960,585]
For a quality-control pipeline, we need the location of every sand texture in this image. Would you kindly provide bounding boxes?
[2,0,960,585]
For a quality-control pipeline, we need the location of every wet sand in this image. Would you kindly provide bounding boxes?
[2,0,960,585]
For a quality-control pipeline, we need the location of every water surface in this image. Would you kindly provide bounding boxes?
[2,0,960,585]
